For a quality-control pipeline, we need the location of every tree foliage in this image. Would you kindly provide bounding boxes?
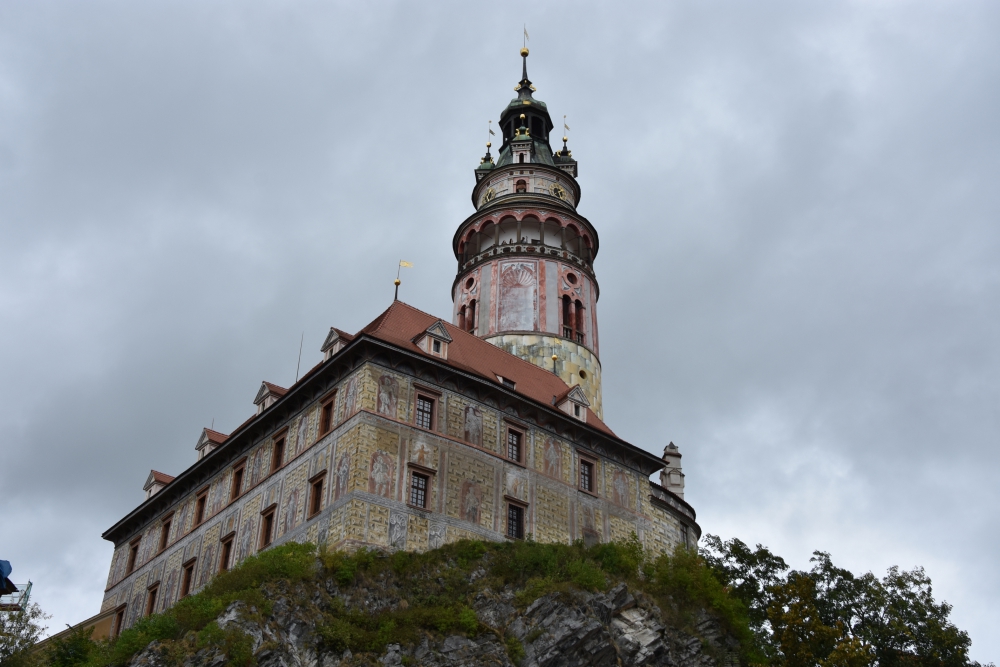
[0,601,49,667]
[701,536,989,667]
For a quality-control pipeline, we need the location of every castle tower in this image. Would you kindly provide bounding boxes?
[452,48,604,418]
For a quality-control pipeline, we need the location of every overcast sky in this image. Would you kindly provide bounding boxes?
[1,0,998,660]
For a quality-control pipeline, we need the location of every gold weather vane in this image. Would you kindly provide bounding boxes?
[523,25,529,48]
[395,260,412,301]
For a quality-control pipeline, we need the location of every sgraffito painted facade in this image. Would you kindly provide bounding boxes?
[98,49,698,636]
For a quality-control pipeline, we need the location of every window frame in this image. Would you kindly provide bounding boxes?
[414,393,437,431]
[113,606,126,638]
[505,425,525,465]
[194,488,209,527]
[180,559,196,598]
[145,581,160,617]
[505,499,527,540]
[259,504,277,549]
[230,459,247,502]
[318,391,337,438]
[270,429,287,474]
[578,455,597,495]
[158,515,173,553]
[409,472,429,509]
[219,534,235,572]
[308,471,327,519]
[125,538,141,575]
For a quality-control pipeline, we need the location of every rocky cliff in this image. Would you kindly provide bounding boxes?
[109,541,744,667]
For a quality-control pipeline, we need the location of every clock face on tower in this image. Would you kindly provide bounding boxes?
[480,186,496,206]
[549,183,567,200]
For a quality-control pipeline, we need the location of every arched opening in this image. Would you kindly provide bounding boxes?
[520,217,540,245]
[467,299,477,333]
[515,178,527,192]
[562,295,572,339]
[574,300,586,344]
[458,306,467,331]
[542,220,561,248]
[498,217,517,245]
[531,117,544,140]
[479,222,496,252]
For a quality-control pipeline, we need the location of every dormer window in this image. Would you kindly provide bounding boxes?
[321,327,354,361]
[414,321,453,360]
[497,375,516,390]
[555,385,590,423]
[143,470,174,500]
[254,382,287,416]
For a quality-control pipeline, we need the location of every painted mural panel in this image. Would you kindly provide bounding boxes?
[369,450,396,498]
[334,453,350,500]
[498,261,537,331]
[377,373,399,417]
[463,406,483,447]
[460,480,482,525]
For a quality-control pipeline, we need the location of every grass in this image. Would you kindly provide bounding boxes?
[41,535,756,667]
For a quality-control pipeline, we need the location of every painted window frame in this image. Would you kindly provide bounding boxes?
[318,391,337,438]
[259,504,277,549]
[505,425,526,465]
[270,428,288,474]
[158,513,173,553]
[219,533,235,572]
[414,393,437,431]
[578,455,598,495]
[230,458,247,503]
[145,581,160,617]
[505,498,528,540]
[180,559,196,598]
[194,487,209,527]
[125,538,140,575]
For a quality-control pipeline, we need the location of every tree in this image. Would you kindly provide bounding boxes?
[0,601,49,667]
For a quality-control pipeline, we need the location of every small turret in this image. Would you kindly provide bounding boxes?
[659,442,685,498]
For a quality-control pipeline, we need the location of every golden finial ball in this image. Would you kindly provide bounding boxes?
[394,279,401,286]
[520,113,526,121]
[551,354,558,361]
[486,141,491,148]
[562,136,568,142]
[520,47,529,57]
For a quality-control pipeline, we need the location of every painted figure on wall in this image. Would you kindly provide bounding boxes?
[199,544,216,587]
[177,501,191,538]
[460,480,482,524]
[581,506,600,547]
[429,523,446,549]
[544,438,561,478]
[389,512,407,549]
[499,262,537,331]
[463,406,483,447]
[162,566,179,611]
[377,374,399,417]
[369,450,396,498]
[334,453,350,500]
[238,516,255,562]
[411,439,432,467]
[506,471,525,500]
[343,376,359,419]
[612,470,630,508]
[250,448,263,486]
[283,487,300,536]
[296,413,310,456]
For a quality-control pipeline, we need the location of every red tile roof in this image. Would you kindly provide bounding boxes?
[261,382,287,397]
[203,428,228,445]
[357,301,615,436]
[149,470,174,485]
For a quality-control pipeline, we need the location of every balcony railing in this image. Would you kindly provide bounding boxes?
[0,581,31,612]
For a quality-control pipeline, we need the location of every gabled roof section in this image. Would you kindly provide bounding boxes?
[143,470,175,491]
[555,385,590,407]
[419,321,453,343]
[321,327,355,352]
[358,301,614,436]
[254,381,288,406]
[197,428,228,450]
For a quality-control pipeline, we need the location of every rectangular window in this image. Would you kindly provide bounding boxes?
[409,473,428,508]
[319,397,335,436]
[145,584,159,617]
[220,537,234,572]
[506,429,523,463]
[680,525,689,549]
[580,460,594,492]
[309,475,325,517]
[158,519,172,552]
[260,510,275,549]
[501,377,516,389]
[507,504,524,540]
[230,464,245,501]
[181,560,196,598]
[126,540,140,575]
[113,607,126,638]
[195,491,208,526]
[415,396,434,429]
[432,339,441,353]
[271,436,286,473]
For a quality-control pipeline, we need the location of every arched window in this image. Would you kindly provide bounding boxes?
[575,300,586,344]
[458,306,467,331]
[515,179,527,192]
[467,299,477,333]
[562,295,572,339]
[518,154,525,164]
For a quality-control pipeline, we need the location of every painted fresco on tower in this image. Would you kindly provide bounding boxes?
[499,261,537,331]
[377,374,399,417]
[369,450,396,498]
[463,406,483,447]
[295,413,310,456]
[460,480,482,524]
[283,488,300,535]
[410,438,434,467]
[238,515,255,562]
[162,566,179,611]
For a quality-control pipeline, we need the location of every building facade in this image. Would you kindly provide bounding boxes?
[98,50,698,636]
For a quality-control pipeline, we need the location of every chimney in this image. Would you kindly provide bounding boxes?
[659,442,685,499]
